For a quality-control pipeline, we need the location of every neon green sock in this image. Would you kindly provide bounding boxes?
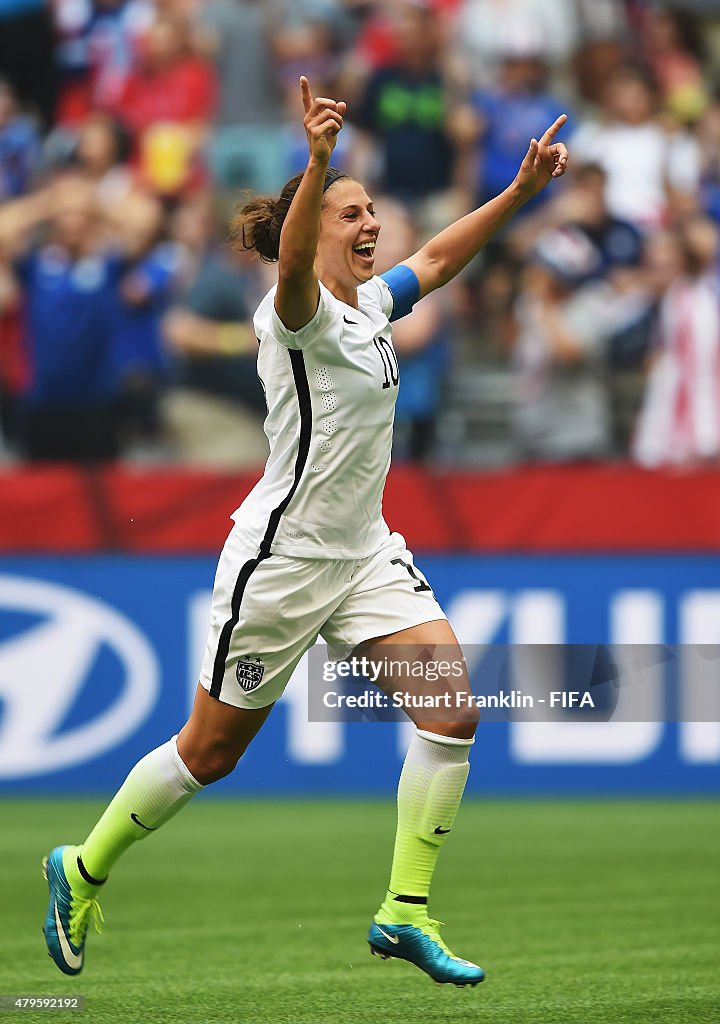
[376,729,472,926]
[72,736,203,883]
[62,847,101,901]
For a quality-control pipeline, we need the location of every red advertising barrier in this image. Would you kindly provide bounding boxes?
[1,463,719,553]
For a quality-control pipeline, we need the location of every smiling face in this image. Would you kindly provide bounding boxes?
[315,179,381,299]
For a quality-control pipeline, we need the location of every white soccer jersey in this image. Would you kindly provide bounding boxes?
[231,276,402,559]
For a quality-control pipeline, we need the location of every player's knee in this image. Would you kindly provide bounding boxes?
[431,713,479,742]
[182,739,246,785]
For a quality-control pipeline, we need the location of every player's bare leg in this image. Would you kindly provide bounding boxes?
[177,684,275,784]
[43,686,272,974]
[360,619,484,986]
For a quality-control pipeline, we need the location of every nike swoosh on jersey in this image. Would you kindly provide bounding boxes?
[343,316,358,325]
[376,926,400,945]
[434,827,451,835]
[54,900,83,970]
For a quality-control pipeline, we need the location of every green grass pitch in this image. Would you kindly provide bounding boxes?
[2,798,718,1024]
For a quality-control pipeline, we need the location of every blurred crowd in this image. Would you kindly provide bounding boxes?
[0,0,719,469]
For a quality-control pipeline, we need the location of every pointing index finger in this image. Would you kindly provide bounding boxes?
[540,113,568,146]
[300,76,313,114]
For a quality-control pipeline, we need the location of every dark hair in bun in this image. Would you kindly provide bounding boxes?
[230,167,349,263]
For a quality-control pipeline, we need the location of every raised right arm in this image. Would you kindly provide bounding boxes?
[275,77,345,332]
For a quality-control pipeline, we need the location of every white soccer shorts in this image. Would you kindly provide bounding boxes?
[199,528,446,708]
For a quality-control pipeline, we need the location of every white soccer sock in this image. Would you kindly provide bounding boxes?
[378,729,473,921]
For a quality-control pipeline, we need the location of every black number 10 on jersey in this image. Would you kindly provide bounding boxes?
[374,336,399,389]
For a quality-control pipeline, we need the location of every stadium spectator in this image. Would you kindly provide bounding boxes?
[642,6,708,124]
[0,77,41,200]
[273,5,343,91]
[70,112,135,208]
[698,95,720,224]
[110,189,184,455]
[0,246,27,450]
[53,0,92,126]
[85,0,155,111]
[557,163,643,273]
[468,49,568,211]
[161,197,268,467]
[556,163,651,371]
[511,162,644,274]
[350,1,470,225]
[113,12,217,198]
[571,0,628,103]
[0,175,121,460]
[510,227,616,462]
[570,66,701,230]
[633,216,720,469]
[508,161,654,376]
[195,0,286,191]
[53,0,154,127]
[453,0,578,89]
[195,0,281,128]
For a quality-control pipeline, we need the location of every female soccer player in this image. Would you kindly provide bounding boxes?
[43,77,568,987]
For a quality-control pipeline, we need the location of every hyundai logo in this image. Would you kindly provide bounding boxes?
[0,576,159,778]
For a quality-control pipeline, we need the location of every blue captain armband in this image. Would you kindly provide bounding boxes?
[381,264,421,322]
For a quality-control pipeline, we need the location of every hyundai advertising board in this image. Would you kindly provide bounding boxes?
[0,555,719,794]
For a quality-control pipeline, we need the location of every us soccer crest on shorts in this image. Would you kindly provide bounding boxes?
[236,655,265,692]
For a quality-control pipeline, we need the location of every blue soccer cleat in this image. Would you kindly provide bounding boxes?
[368,918,485,987]
[42,846,104,975]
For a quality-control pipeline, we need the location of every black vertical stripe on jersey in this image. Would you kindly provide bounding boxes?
[258,349,312,557]
[209,348,312,699]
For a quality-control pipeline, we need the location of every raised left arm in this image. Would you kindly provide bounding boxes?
[403,115,569,298]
